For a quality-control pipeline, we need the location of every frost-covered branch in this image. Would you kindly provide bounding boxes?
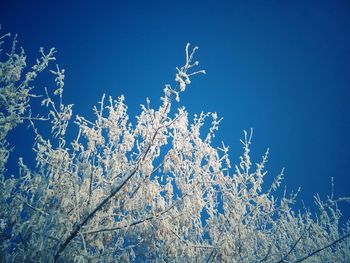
[0,32,349,262]
[292,231,350,263]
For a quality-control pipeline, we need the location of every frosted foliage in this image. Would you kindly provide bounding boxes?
[0,32,349,263]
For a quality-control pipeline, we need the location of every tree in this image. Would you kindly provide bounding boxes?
[0,31,349,263]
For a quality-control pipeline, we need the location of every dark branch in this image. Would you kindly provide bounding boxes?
[83,193,187,235]
[53,110,174,261]
[259,245,272,262]
[274,224,312,263]
[53,167,138,261]
[292,231,350,263]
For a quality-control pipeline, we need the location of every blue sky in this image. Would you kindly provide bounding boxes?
[2,1,350,220]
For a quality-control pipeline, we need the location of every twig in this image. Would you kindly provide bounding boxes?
[168,227,217,250]
[274,224,312,263]
[83,193,188,235]
[259,245,272,262]
[17,196,49,216]
[53,167,138,261]
[292,232,350,263]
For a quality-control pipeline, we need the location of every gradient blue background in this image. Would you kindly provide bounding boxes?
[1,1,350,221]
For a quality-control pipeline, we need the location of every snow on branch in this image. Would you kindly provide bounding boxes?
[0,32,349,262]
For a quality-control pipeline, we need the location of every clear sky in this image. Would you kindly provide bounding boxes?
[1,1,350,220]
